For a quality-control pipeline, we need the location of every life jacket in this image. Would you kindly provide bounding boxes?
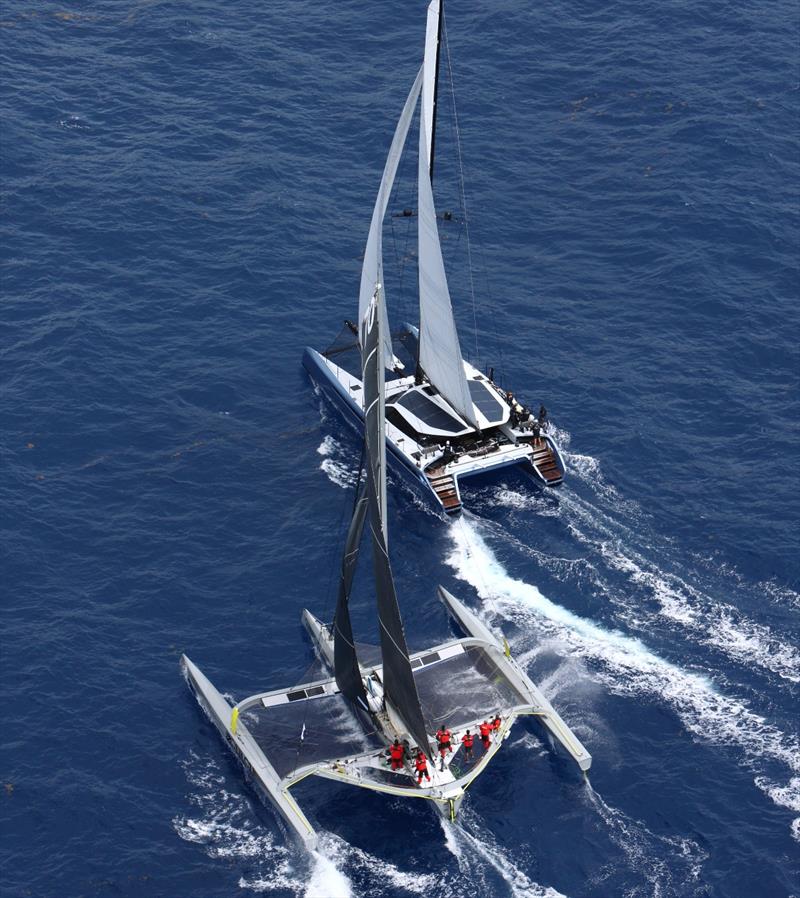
[415,755,427,772]
[479,722,491,738]
[461,733,474,748]
[389,744,404,761]
[492,717,501,731]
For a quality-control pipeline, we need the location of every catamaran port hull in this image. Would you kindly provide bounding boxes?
[304,346,566,514]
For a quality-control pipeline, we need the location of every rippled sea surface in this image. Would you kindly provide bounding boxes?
[2,2,798,896]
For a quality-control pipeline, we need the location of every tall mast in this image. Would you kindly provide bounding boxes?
[428,0,443,183]
[361,288,434,758]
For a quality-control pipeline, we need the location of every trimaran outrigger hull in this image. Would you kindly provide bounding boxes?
[181,588,590,849]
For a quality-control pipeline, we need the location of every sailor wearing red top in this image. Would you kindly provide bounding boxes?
[388,739,405,771]
[479,720,492,748]
[435,726,452,770]
[415,751,430,784]
[491,714,501,732]
[461,729,475,761]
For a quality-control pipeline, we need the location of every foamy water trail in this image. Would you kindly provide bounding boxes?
[440,806,569,898]
[174,752,355,896]
[302,840,353,898]
[558,487,800,684]
[317,435,357,489]
[176,749,580,896]
[320,833,438,895]
[582,783,707,897]
[484,462,800,684]
[446,515,800,834]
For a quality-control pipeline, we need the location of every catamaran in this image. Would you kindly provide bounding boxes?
[182,285,591,848]
[304,0,567,515]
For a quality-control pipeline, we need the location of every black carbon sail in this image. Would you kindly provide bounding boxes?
[332,477,370,710]
[361,287,433,758]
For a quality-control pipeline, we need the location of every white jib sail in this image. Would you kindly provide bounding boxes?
[359,68,424,371]
[423,0,441,170]
[417,63,478,429]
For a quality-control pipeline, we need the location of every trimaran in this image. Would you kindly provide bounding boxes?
[304,0,567,515]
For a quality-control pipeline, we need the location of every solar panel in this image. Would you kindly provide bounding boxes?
[394,390,466,434]
[468,380,506,424]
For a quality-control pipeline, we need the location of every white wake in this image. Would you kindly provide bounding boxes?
[446,514,800,838]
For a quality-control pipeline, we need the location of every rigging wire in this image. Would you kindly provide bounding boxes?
[442,23,480,364]
[442,23,506,381]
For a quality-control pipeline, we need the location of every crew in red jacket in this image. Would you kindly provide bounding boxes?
[491,714,502,733]
[415,751,430,784]
[461,729,475,762]
[436,725,452,770]
[387,739,405,771]
[479,720,492,749]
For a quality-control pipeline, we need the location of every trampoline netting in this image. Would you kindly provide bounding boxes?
[415,645,528,730]
[242,689,384,779]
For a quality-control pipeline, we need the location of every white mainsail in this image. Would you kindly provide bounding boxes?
[417,33,478,430]
[359,69,424,370]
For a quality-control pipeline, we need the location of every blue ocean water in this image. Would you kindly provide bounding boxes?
[1,1,798,896]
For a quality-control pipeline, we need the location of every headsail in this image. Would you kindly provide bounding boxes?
[332,477,370,711]
[423,0,443,181]
[359,68,424,370]
[361,288,433,758]
[417,65,478,429]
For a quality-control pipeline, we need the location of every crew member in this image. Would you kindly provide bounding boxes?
[387,739,405,771]
[436,725,452,770]
[491,714,502,733]
[532,419,541,445]
[415,751,430,784]
[538,405,548,427]
[479,720,492,750]
[461,729,475,762]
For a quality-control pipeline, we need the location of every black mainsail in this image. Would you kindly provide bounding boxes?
[361,287,433,758]
[332,478,370,710]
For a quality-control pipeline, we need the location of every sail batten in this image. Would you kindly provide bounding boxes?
[361,289,433,758]
[359,69,424,369]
